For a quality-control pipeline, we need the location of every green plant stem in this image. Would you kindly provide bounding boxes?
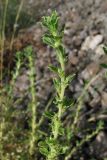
[54,52,65,140]
[58,80,65,119]
[40,11,75,160]
[71,73,102,132]
[8,0,24,78]
[46,46,66,160]
[9,0,24,51]
[27,52,37,156]
[0,0,9,86]
[65,123,103,160]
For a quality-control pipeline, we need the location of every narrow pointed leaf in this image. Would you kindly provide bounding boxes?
[48,65,58,73]
[100,63,107,68]
[103,46,107,55]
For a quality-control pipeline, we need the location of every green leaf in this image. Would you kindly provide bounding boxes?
[42,16,48,27]
[58,127,64,135]
[46,137,57,146]
[103,46,107,55]
[41,11,59,35]
[100,63,107,68]
[53,78,61,94]
[15,51,21,59]
[39,147,49,156]
[53,36,62,48]
[38,141,49,156]
[51,11,59,31]
[42,34,54,47]
[61,146,68,154]
[58,68,65,78]
[44,111,54,119]
[51,11,58,25]
[66,74,75,84]
[62,97,74,108]
[57,45,65,58]
[66,127,74,141]
[48,65,58,73]
[83,79,90,86]
[98,120,104,130]
[24,45,33,57]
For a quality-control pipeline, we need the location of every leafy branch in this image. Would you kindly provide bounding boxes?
[39,11,75,160]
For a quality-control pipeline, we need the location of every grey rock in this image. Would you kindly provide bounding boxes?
[81,62,100,80]
[81,35,103,51]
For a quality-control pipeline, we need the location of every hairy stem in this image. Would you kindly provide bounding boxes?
[27,48,38,156]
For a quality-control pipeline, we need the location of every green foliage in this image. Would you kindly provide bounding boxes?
[39,137,63,159]
[42,11,59,36]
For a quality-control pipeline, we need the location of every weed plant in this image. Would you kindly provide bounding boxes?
[39,11,104,160]
[24,46,38,156]
[0,51,22,159]
[0,8,105,160]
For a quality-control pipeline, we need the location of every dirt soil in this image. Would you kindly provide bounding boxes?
[11,0,107,159]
